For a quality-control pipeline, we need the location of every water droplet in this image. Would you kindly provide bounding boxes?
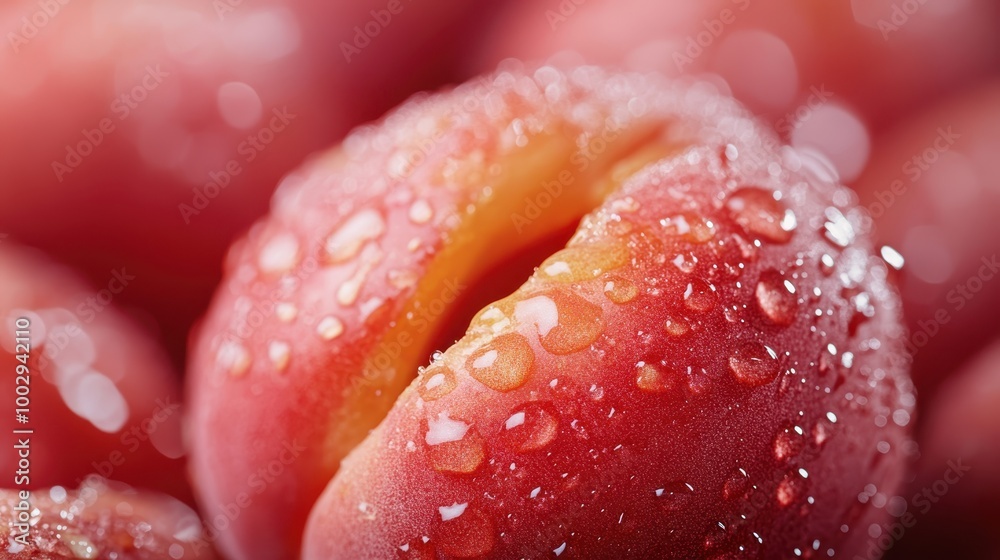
[773,424,805,462]
[275,302,298,323]
[776,472,805,507]
[728,342,780,387]
[755,270,798,326]
[726,187,796,243]
[530,289,604,355]
[258,232,300,274]
[515,295,559,336]
[813,417,835,448]
[672,252,698,273]
[324,208,385,263]
[267,340,290,371]
[434,506,495,558]
[409,199,434,224]
[664,316,691,337]
[316,316,344,340]
[389,269,420,290]
[425,413,485,474]
[467,333,534,391]
[588,384,605,400]
[417,365,458,401]
[821,207,855,248]
[819,254,835,275]
[723,468,749,500]
[654,481,695,511]
[880,245,904,270]
[604,275,638,304]
[683,279,717,313]
[636,362,676,393]
[538,241,629,283]
[725,143,739,161]
[337,247,381,305]
[217,340,251,377]
[501,402,559,452]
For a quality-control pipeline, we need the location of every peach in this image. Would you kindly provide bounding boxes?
[189,63,914,558]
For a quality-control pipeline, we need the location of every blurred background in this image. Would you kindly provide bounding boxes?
[1,0,999,557]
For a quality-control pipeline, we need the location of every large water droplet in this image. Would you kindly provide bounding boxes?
[324,208,386,263]
[726,187,796,243]
[538,241,629,283]
[501,402,559,452]
[531,289,604,355]
[654,481,695,511]
[467,333,534,392]
[604,275,638,304]
[728,342,780,387]
[755,270,798,326]
[417,365,458,401]
[425,413,485,474]
[636,362,675,393]
[683,279,718,313]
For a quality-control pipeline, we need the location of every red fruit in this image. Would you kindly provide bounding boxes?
[0,0,499,361]
[189,64,913,558]
[0,243,187,500]
[0,477,216,558]
[852,82,1000,394]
